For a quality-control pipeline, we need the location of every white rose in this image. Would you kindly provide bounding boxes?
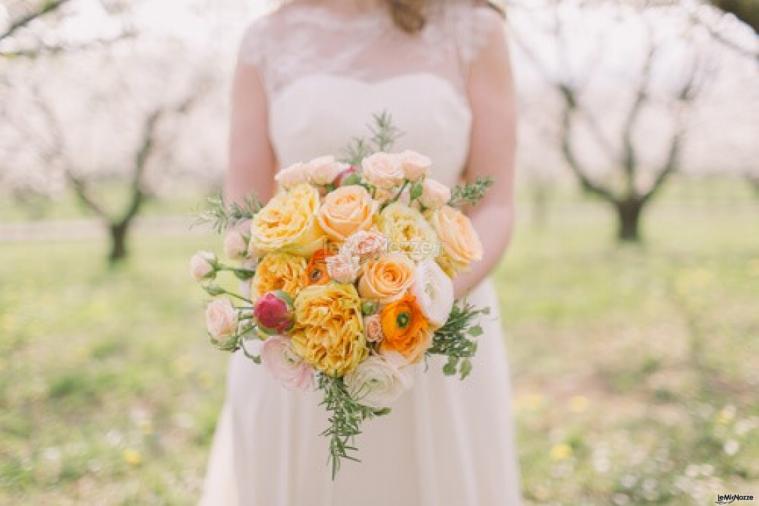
[205,298,238,343]
[223,230,248,259]
[189,251,217,281]
[344,353,413,408]
[419,178,451,210]
[410,259,454,328]
[361,152,404,189]
[307,155,348,185]
[396,150,431,181]
[275,162,310,189]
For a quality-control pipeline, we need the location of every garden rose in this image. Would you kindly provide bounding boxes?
[419,178,451,210]
[396,150,431,181]
[339,230,388,262]
[307,155,347,185]
[364,314,384,343]
[205,298,238,343]
[291,283,367,376]
[410,259,454,328]
[223,230,247,259]
[379,202,440,262]
[326,253,361,284]
[261,335,314,390]
[317,185,376,241]
[251,183,325,256]
[344,352,413,408]
[254,291,294,334]
[361,152,404,189]
[358,253,415,304]
[275,162,310,189]
[252,252,307,299]
[428,205,483,275]
[190,251,217,281]
[379,293,432,363]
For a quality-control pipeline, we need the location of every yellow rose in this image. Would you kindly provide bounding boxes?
[291,283,368,377]
[358,253,415,304]
[427,205,483,275]
[317,185,376,242]
[251,184,326,256]
[252,252,308,299]
[379,202,440,263]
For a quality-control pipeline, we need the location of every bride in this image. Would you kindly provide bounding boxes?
[201,0,520,504]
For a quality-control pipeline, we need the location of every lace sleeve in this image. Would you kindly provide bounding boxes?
[454,5,506,66]
[237,17,270,70]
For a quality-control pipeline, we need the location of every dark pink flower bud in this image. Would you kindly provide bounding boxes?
[334,165,361,187]
[254,291,294,334]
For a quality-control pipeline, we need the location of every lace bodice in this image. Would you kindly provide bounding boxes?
[238,1,504,187]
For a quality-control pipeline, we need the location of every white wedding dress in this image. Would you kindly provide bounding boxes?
[202,2,521,505]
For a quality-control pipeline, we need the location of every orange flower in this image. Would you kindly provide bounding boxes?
[304,249,330,286]
[379,294,432,363]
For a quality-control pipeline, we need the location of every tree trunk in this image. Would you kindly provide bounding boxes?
[614,198,644,242]
[108,222,129,265]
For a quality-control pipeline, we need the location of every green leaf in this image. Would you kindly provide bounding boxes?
[468,325,483,337]
[460,359,473,380]
[410,181,423,200]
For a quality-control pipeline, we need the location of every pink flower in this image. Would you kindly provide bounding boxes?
[190,251,217,281]
[254,291,294,334]
[419,178,451,210]
[275,162,310,189]
[339,230,388,262]
[334,165,360,186]
[361,152,404,189]
[397,150,431,181]
[364,314,384,343]
[326,253,361,284]
[205,299,238,343]
[307,155,348,185]
[223,230,247,259]
[261,336,314,390]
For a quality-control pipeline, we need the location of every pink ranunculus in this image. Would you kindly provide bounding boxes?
[261,335,314,390]
[190,251,217,281]
[275,162,310,189]
[223,229,247,260]
[307,155,348,185]
[254,291,294,334]
[397,150,431,181]
[364,314,384,343]
[419,178,451,210]
[340,230,388,262]
[325,253,361,284]
[205,298,238,343]
[361,152,404,189]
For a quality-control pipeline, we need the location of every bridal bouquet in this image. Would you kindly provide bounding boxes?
[191,116,492,477]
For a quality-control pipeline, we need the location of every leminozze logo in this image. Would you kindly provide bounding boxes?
[716,493,755,505]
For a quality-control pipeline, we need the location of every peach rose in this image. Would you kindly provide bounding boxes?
[361,152,404,189]
[205,298,238,343]
[190,251,217,281]
[396,150,431,181]
[419,178,451,210]
[364,314,384,343]
[275,162,310,190]
[358,252,415,304]
[428,205,483,275]
[223,230,247,259]
[307,155,348,185]
[317,185,376,241]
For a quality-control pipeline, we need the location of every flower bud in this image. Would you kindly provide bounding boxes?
[334,165,360,187]
[254,290,294,334]
[223,230,248,260]
[361,300,379,316]
[189,251,217,281]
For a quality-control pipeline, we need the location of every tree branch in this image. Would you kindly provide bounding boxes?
[0,0,72,42]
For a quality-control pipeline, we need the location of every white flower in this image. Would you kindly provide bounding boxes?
[339,230,388,262]
[396,150,431,181]
[275,162,310,189]
[223,230,247,259]
[189,251,217,281]
[410,259,454,328]
[344,352,413,408]
[205,298,238,342]
[419,178,451,209]
[261,336,314,390]
[326,253,361,284]
[307,155,347,185]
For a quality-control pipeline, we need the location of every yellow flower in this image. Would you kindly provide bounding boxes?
[428,205,483,276]
[291,283,368,377]
[252,252,308,299]
[250,183,326,256]
[379,202,439,262]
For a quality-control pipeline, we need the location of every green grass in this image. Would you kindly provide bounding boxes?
[1,182,757,504]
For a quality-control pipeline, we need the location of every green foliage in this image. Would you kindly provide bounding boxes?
[196,194,262,234]
[427,302,489,379]
[449,176,494,208]
[317,374,389,479]
[342,111,403,165]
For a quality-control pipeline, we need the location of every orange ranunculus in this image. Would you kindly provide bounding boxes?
[379,294,432,364]
[304,249,331,286]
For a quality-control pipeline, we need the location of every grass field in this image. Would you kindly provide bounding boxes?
[1,182,757,505]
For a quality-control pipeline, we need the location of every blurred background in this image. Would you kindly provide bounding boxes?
[0,0,757,504]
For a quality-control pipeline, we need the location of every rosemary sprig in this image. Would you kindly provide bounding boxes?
[369,111,403,151]
[318,374,390,479]
[448,177,494,208]
[426,301,490,379]
[342,137,372,166]
[196,194,262,234]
